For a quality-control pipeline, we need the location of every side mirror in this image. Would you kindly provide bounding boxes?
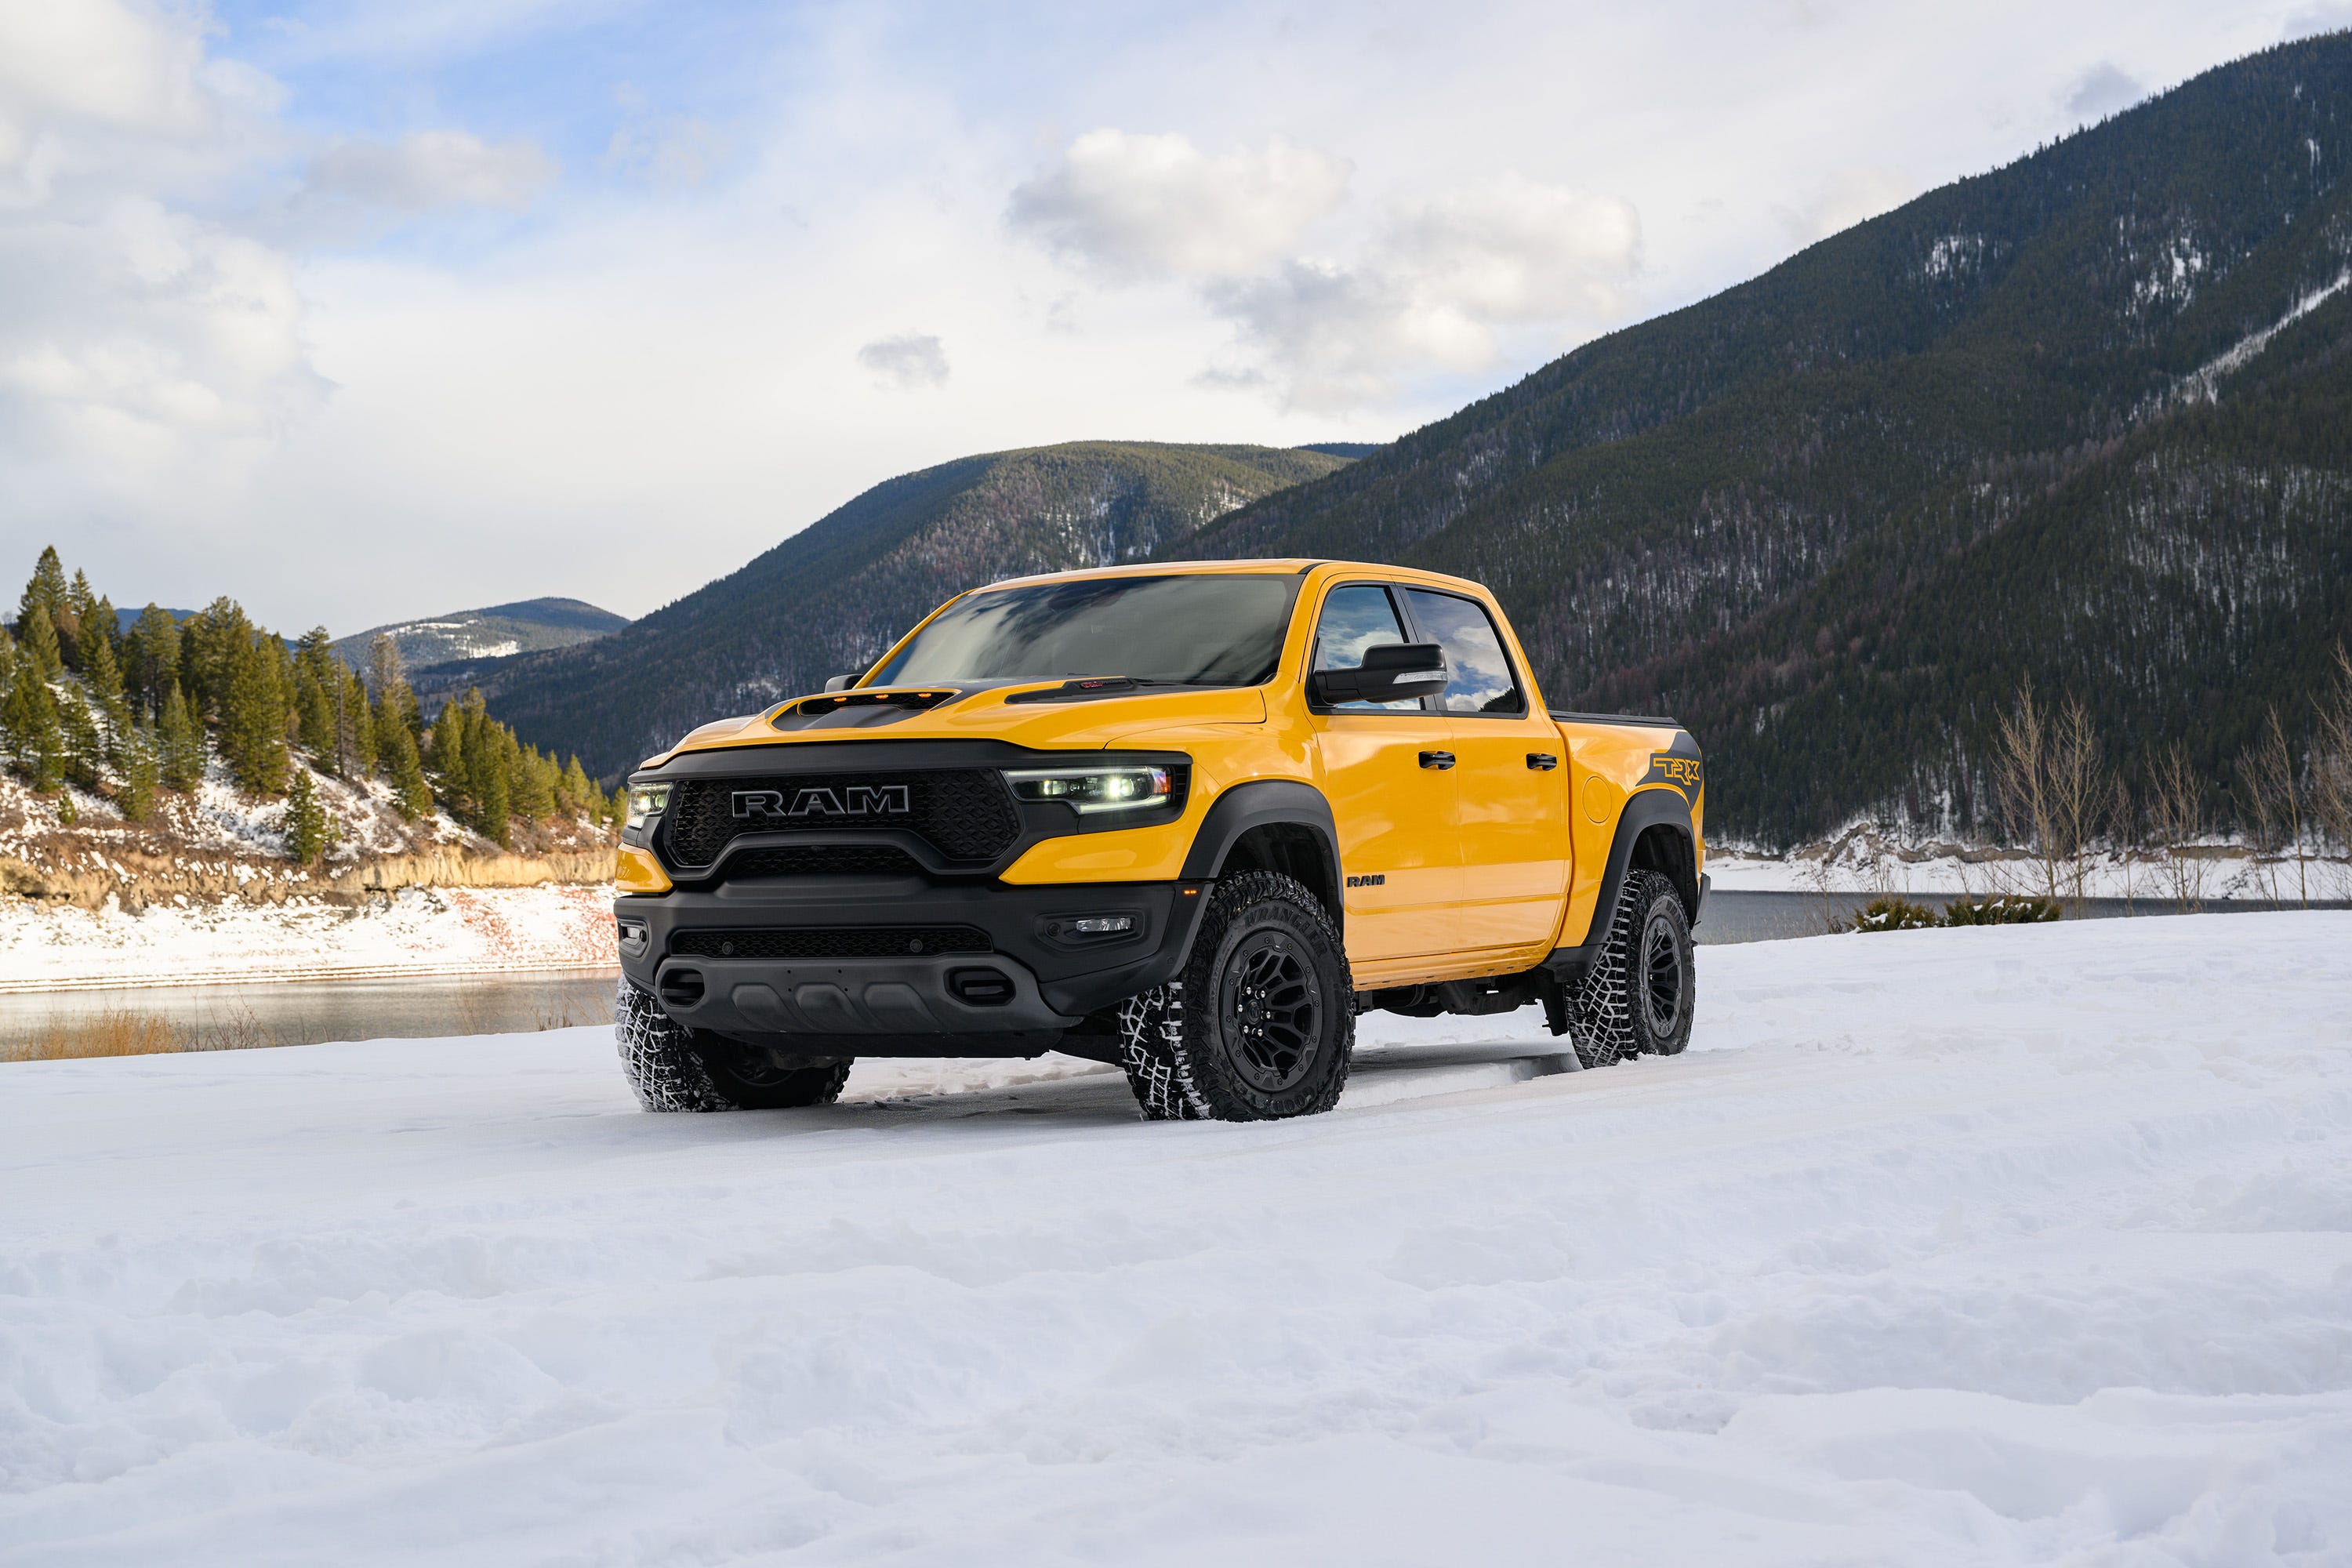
[1311,641,1448,706]
[822,673,858,692]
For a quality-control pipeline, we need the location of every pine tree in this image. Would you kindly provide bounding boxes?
[180,597,250,723]
[125,604,181,718]
[16,546,67,676]
[63,570,100,665]
[82,632,130,764]
[220,632,290,796]
[158,682,204,792]
[381,717,433,821]
[477,728,513,845]
[16,590,61,677]
[56,686,103,789]
[2,656,63,788]
[425,698,465,806]
[510,740,556,823]
[559,754,597,818]
[368,633,420,742]
[339,664,377,777]
[116,720,160,822]
[283,767,332,864]
[294,663,336,764]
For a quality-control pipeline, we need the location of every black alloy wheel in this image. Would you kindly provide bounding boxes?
[1116,869,1355,1121]
[1219,931,1327,1094]
[1627,871,1695,1057]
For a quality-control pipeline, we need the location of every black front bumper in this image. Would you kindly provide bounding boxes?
[616,877,1209,1057]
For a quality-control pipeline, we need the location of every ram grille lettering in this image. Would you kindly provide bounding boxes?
[732,784,912,818]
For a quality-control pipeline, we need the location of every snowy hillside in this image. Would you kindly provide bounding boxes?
[2,913,2347,1563]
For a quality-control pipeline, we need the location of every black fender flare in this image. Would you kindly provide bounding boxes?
[1178,779,1344,926]
[1545,787,1700,981]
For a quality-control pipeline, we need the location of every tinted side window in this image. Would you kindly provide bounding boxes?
[1312,583,1418,713]
[1402,589,1526,715]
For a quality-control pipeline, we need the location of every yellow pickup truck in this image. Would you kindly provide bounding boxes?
[612,561,1707,1121]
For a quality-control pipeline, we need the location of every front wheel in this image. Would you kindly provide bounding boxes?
[1116,870,1355,1122]
[615,979,852,1111]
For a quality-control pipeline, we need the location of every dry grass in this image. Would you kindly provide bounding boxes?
[5,1008,182,1062]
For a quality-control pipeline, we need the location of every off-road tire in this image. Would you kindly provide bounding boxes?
[615,979,852,1111]
[1566,869,1693,1067]
[1116,984,1203,1121]
[1116,870,1354,1122]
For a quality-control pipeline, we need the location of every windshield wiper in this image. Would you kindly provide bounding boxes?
[1003,675,1233,705]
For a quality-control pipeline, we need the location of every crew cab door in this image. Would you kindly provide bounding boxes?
[1307,582,1463,962]
[1396,586,1570,953]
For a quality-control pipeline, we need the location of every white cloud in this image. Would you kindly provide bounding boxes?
[1036,162,1645,412]
[857,332,950,390]
[604,114,726,189]
[0,2,321,490]
[306,130,557,212]
[2064,61,2146,120]
[1773,165,1917,247]
[1007,129,1350,279]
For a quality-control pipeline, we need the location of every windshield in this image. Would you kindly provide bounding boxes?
[866,575,1298,688]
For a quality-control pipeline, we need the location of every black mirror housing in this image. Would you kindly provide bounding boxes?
[822,674,858,692]
[1311,641,1447,706]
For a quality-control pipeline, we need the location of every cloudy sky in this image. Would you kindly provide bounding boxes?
[2,0,2343,634]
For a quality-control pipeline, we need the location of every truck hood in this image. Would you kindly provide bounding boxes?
[642,681,1269,768]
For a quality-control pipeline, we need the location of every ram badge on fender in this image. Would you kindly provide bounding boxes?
[612,561,1707,1121]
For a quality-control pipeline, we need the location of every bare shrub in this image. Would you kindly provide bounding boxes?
[2235,706,2308,909]
[2147,739,2212,913]
[2311,644,2352,900]
[5,1008,180,1062]
[1992,680,2113,911]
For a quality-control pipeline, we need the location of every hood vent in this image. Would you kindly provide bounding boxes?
[771,688,961,732]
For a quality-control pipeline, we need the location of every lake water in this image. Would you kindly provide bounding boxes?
[0,891,2311,1052]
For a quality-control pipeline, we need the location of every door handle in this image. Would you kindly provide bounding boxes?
[1418,750,1456,771]
[1526,752,1559,770]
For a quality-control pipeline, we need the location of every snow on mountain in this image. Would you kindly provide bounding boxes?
[328,597,625,673]
[3,912,2346,1563]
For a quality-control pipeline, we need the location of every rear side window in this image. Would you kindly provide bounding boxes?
[1401,589,1526,715]
[1312,583,1419,713]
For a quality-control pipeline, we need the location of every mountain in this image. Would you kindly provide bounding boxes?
[463,442,1353,776]
[1174,32,2352,844]
[332,598,625,672]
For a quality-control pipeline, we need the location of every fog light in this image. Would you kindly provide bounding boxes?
[1070,915,1134,935]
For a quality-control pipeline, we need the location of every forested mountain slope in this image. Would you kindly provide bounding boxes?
[1178,34,2352,843]
[471,443,1349,776]
[332,598,624,671]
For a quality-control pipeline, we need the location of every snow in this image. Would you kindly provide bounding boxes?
[2184,267,2352,401]
[1705,840,2347,904]
[2,913,2347,1564]
[0,884,617,992]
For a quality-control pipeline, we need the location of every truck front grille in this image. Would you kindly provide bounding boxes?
[662,768,1019,869]
[720,845,925,880]
[669,926,994,960]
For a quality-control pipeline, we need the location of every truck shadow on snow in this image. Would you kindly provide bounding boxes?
[662,1037,1588,1133]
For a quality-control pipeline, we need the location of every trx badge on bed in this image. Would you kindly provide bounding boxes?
[1644,752,1704,798]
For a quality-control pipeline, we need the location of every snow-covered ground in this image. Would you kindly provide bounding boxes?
[4,913,2348,1564]
[0,884,617,992]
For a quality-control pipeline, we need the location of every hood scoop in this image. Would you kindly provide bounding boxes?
[771,688,962,731]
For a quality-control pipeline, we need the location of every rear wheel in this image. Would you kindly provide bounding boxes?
[615,979,852,1111]
[1566,869,1694,1066]
[1116,870,1354,1121]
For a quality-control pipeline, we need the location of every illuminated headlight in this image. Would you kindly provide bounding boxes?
[1004,766,1174,815]
[626,784,671,831]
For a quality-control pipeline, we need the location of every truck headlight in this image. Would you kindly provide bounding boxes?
[626,784,671,831]
[1004,765,1174,815]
